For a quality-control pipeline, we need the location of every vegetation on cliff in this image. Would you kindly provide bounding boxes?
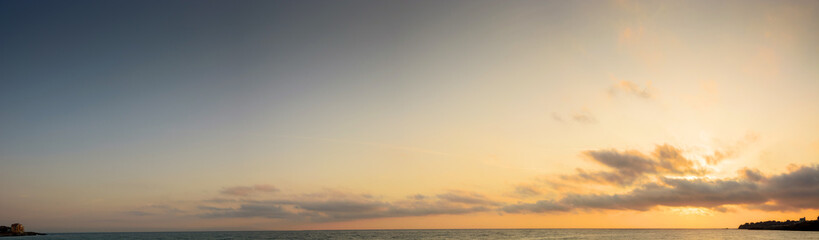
[739,216,819,231]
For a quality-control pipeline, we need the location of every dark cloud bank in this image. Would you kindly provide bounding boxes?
[197,145,819,222]
[562,144,708,186]
[506,164,819,214]
[507,145,819,214]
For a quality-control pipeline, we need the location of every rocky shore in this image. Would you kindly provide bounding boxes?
[0,223,46,237]
[739,216,819,231]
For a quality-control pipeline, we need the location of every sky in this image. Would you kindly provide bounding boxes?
[1,0,818,232]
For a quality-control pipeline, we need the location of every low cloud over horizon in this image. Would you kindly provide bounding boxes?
[198,189,499,222]
[168,145,819,223]
[220,184,279,197]
[505,164,819,214]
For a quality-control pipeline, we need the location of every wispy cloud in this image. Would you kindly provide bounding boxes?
[737,168,765,182]
[198,189,498,222]
[571,111,597,124]
[200,204,294,219]
[220,184,279,197]
[436,191,500,206]
[551,112,565,123]
[562,144,707,186]
[124,210,155,216]
[552,110,597,125]
[703,132,759,165]
[512,184,543,197]
[503,200,569,213]
[124,204,186,217]
[609,80,653,99]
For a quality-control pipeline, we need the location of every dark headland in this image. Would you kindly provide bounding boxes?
[739,216,819,231]
[0,223,45,237]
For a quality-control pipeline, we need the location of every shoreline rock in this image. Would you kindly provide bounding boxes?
[0,223,46,237]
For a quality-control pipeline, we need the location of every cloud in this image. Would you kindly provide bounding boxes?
[436,191,500,206]
[198,190,497,222]
[746,203,793,212]
[409,194,426,200]
[703,151,730,165]
[760,165,819,210]
[125,210,154,216]
[609,80,653,99]
[204,198,240,203]
[551,111,597,124]
[564,168,643,186]
[512,184,542,197]
[193,149,816,223]
[571,111,597,124]
[704,132,759,165]
[220,184,279,197]
[124,204,186,217]
[507,165,819,213]
[738,168,764,182]
[506,178,766,213]
[562,178,766,211]
[502,200,570,213]
[586,149,657,173]
[295,198,491,222]
[297,200,388,213]
[551,113,565,123]
[562,144,707,186]
[200,204,294,219]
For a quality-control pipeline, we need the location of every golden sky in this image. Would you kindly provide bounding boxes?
[0,0,818,232]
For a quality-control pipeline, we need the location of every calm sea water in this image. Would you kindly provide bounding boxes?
[6,229,819,239]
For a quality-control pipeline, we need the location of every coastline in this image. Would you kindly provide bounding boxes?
[739,217,819,231]
[0,232,46,237]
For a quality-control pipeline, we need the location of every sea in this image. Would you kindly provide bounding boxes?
[5,229,819,239]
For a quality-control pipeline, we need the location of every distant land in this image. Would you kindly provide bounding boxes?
[739,216,819,231]
[0,223,45,237]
